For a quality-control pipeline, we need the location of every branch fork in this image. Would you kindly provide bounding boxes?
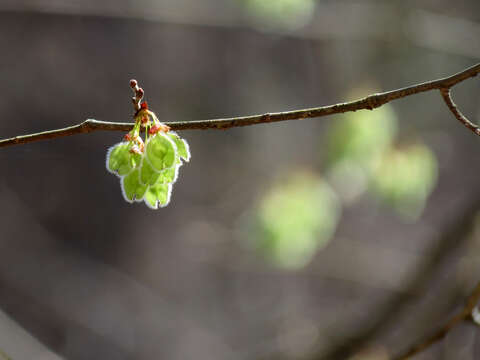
[440,87,480,135]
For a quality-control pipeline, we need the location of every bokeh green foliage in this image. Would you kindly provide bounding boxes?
[242,0,316,30]
[249,89,438,268]
[325,98,437,220]
[251,173,340,269]
[371,145,437,220]
[325,104,398,203]
[326,105,398,171]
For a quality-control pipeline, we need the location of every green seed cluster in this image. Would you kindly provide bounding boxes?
[106,132,190,209]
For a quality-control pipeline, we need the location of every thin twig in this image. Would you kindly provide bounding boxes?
[393,281,480,360]
[0,63,479,149]
[440,88,480,135]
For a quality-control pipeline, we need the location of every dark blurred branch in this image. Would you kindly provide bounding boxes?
[0,63,479,148]
[393,281,480,360]
[309,194,480,360]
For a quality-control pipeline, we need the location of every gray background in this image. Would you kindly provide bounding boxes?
[0,1,480,359]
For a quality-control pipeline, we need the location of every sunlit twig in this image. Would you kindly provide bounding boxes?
[0,63,479,148]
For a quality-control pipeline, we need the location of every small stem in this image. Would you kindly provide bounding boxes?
[394,281,480,360]
[440,88,480,136]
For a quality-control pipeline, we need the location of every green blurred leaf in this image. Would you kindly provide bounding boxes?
[326,159,369,204]
[243,0,315,30]
[326,104,397,172]
[325,102,398,203]
[370,144,437,220]
[252,173,341,269]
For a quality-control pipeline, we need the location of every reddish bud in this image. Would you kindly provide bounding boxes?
[123,133,132,141]
[129,79,138,88]
[136,88,144,97]
[140,101,148,110]
[141,115,149,124]
[149,124,160,135]
[161,124,171,133]
[149,123,170,135]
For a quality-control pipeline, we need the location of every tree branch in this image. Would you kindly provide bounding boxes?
[0,63,479,149]
[440,87,480,135]
[393,281,480,360]
[308,194,480,360]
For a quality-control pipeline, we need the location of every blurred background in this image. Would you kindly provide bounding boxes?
[0,0,480,359]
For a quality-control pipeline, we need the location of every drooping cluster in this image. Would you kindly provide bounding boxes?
[106,84,190,209]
